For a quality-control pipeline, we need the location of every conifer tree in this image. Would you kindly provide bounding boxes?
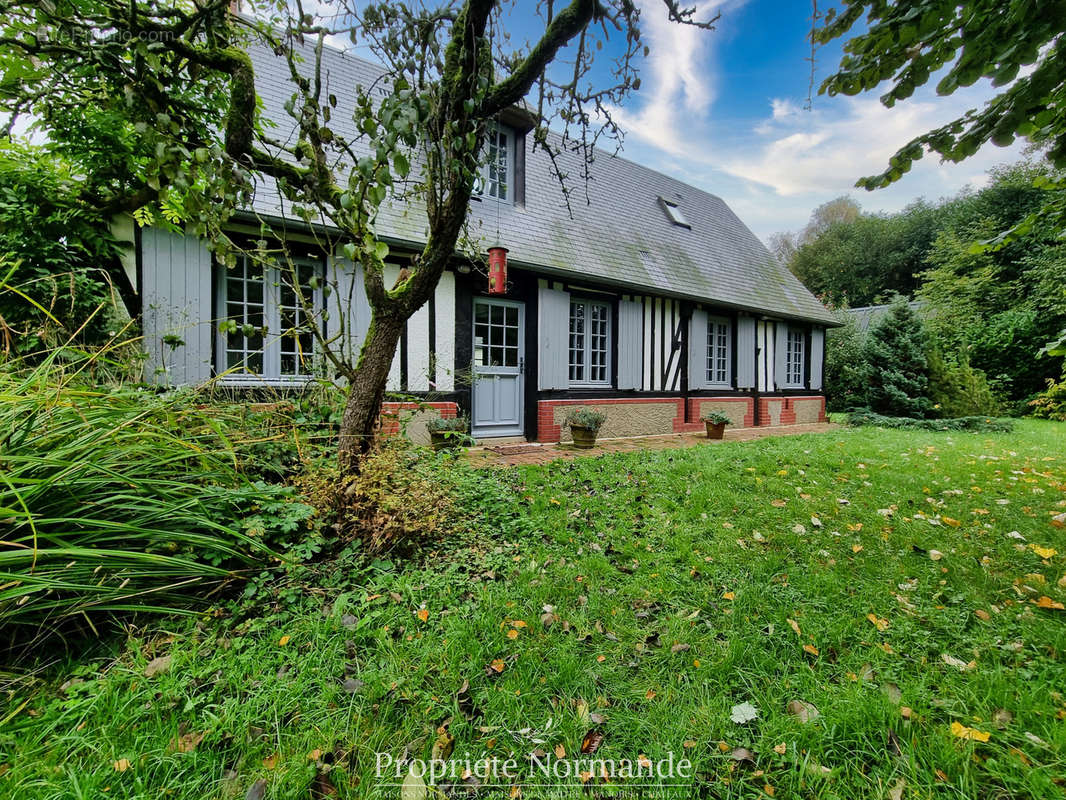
[864,297,930,417]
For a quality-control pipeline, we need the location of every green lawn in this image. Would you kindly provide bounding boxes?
[4,421,1066,799]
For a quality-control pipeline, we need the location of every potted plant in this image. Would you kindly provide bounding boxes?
[426,415,470,451]
[564,408,608,449]
[701,411,731,440]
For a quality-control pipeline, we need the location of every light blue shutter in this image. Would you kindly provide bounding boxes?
[810,327,824,390]
[140,227,213,386]
[538,284,570,390]
[736,316,756,389]
[688,309,708,390]
[617,298,643,390]
[774,322,788,390]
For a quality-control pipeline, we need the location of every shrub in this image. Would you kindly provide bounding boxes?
[864,296,931,417]
[824,311,868,411]
[564,408,607,431]
[1029,374,1066,421]
[846,408,1013,432]
[426,414,469,433]
[926,344,999,417]
[700,411,731,425]
[0,354,304,653]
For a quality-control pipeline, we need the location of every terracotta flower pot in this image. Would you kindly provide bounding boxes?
[705,421,726,440]
[570,426,598,449]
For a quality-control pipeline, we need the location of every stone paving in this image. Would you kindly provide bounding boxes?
[465,422,841,467]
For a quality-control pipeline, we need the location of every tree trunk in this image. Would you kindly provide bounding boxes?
[337,312,407,473]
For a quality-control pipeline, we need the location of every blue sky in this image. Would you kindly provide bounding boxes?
[582,0,1026,242]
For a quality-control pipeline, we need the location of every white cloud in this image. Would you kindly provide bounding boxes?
[770,97,800,120]
[611,0,736,155]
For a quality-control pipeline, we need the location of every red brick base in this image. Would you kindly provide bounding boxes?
[535,395,825,442]
[379,401,458,437]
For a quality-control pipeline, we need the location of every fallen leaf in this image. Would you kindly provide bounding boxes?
[488,659,505,674]
[431,729,454,761]
[722,591,735,601]
[637,754,652,768]
[168,730,205,754]
[245,779,267,800]
[764,784,776,797]
[787,618,802,637]
[417,609,429,622]
[554,744,566,759]
[263,752,279,770]
[730,747,755,764]
[773,742,787,755]
[928,550,944,561]
[852,544,864,553]
[580,730,604,755]
[1034,595,1064,610]
[900,706,913,719]
[951,721,990,742]
[992,708,1013,727]
[887,777,906,800]
[113,758,131,772]
[785,699,819,723]
[974,609,991,621]
[1030,544,1058,559]
[771,499,787,507]
[307,749,323,761]
[670,643,690,653]
[941,653,976,671]
[730,702,759,724]
[144,655,172,677]
[802,644,819,656]
[645,689,657,700]
[867,613,890,632]
[277,635,290,647]
[942,516,961,527]
[507,629,519,640]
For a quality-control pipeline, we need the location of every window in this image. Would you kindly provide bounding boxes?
[473,301,520,368]
[706,316,731,386]
[659,197,690,228]
[785,327,805,387]
[218,254,323,381]
[569,299,610,385]
[475,124,512,202]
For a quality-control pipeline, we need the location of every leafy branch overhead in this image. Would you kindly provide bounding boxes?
[815,1,1066,187]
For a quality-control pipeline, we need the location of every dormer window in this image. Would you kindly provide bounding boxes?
[475,124,512,202]
[659,197,690,228]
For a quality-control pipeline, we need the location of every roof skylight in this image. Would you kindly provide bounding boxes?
[658,197,691,228]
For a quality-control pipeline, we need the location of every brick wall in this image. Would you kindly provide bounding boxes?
[757,396,825,426]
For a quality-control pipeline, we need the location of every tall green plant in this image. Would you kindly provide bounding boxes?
[824,311,868,411]
[0,349,298,651]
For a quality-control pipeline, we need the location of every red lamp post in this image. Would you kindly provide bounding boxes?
[487,244,508,295]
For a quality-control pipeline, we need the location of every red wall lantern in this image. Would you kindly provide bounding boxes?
[487,244,508,295]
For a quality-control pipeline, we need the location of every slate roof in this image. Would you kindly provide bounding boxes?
[848,301,925,332]
[246,40,837,326]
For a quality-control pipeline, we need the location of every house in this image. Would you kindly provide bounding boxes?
[848,301,926,332]
[134,40,837,444]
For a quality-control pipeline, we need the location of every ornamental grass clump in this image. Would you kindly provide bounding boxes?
[0,354,293,653]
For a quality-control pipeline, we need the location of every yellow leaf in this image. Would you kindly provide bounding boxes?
[683,740,697,749]
[787,618,802,637]
[951,721,990,742]
[1030,544,1058,559]
[507,629,519,640]
[1035,595,1065,610]
[512,620,528,628]
[852,544,863,553]
[773,742,787,755]
[771,499,787,507]
[802,644,819,656]
[645,689,657,700]
[867,613,890,631]
[847,523,863,532]
[308,749,322,761]
[277,635,290,647]
[718,741,730,752]
[764,783,776,796]
[596,655,606,663]
[263,752,279,769]
[490,659,506,673]
[417,608,429,622]
[942,516,961,528]
[974,609,991,621]
[113,759,131,772]
[693,659,701,668]
[638,753,652,768]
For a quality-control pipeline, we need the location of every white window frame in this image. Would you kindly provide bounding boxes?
[474,124,513,203]
[568,299,611,386]
[785,327,806,388]
[706,315,732,388]
[216,254,325,384]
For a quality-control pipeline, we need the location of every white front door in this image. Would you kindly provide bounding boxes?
[471,298,524,438]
